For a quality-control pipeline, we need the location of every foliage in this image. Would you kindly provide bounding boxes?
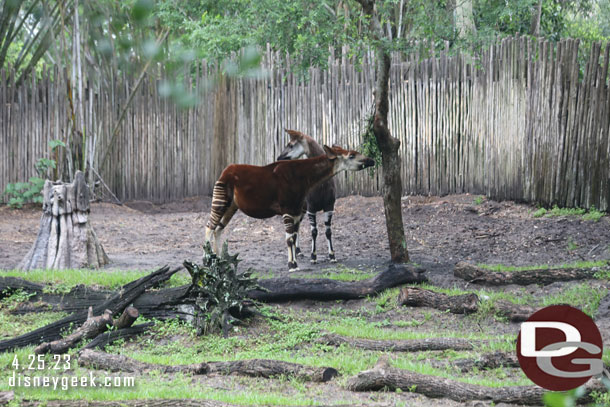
[532,205,605,221]
[183,242,261,337]
[359,112,382,176]
[583,206,605,222]
[3,139,64,208]
[543,385,586,406]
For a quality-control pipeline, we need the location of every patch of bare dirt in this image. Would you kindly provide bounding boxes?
[1,194,608,283]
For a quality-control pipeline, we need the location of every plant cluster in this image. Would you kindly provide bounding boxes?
[183,242,261,337]
[359,111,382,176]
[3,140,65,208]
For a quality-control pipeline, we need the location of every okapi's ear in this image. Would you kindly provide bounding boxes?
[284,129,303,141]
[323,145,337,159]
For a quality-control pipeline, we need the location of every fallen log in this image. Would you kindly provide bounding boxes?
[318,333,474,352]
[454,262,598,286]
[20,400,233,407]
[3,280,114,315]
[397,287,479,314]
[206,359,338,382]
[82,323,154,351]
[492,300,537,322]
[0,266,179,352]
[346,361,543,403]
[346,358,603,405]
[249,264,427,302]
[3,265,425,319]
[78,349,207,375]
[35,307,114,354]
[453,352,520,372]
[113,306,140,329]
[78,349,338,382]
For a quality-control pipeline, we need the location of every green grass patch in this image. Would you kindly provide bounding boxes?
[476,260,608,273]
[532,205,606,221]
[583,206,605,222]
[533,207,547,218]
[0,268,191,291]
[0,311,68,340]
[541,283,607,318]
[297,265,376,282]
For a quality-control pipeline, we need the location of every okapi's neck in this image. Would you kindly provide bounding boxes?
[305,137,325,157]
[298,155,341,190]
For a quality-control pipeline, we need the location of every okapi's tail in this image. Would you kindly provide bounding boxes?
[207,181,231,230]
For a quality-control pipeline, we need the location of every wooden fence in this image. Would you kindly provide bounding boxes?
[1,37,609,210]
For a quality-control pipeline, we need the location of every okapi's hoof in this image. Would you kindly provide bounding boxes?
[329,253,337,263]
[310,253,317,264]
[295,247,303,257]
[288,261,299,272]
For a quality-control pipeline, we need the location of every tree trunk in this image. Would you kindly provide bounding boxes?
[530,0,543,37]
[249,263,426,301]
[348,359,604,404]
[34,307,114,354]
[346,358,547,404]
[356,0,408,263]
[453,262,598,285]
[82,322,154,351]
[492,300,538,322]
[318,333,474,352]
[19,401,232,407]
[18,171,109,270]
[78,350,338,382]
[397,287,479,314]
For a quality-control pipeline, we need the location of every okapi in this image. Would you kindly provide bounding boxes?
[205,145,375,272]
[277,129,337,264]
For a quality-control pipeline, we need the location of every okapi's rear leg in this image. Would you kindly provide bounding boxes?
[323,211,336,262]
[294,204,307,258]
[307,211,319,264]
[283,212,303,272]
[205,181,237,253]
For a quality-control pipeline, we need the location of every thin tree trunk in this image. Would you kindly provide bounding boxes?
[356,0,409,263]
[530,0,543,37]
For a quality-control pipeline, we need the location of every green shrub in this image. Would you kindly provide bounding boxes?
[3,140,65,208]
[583,206,605,222]
[183,242,261,337]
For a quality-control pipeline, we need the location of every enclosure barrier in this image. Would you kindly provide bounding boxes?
[1,37,609,210]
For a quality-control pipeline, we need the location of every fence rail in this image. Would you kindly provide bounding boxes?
[1,37,609,210]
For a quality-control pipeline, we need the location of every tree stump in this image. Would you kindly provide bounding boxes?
[19,171,109,270]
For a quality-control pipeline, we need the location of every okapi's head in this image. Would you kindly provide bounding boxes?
[277,129,314,161]
[323,145,375,172]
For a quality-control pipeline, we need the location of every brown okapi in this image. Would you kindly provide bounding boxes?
[277,129,337,264]
[205,145,375,271]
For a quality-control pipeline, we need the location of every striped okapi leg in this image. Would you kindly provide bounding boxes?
[205,181,233,253]
[294,205,307,257]
[307,211,318,264]
[282,214,300,272]
[323,211,336,262]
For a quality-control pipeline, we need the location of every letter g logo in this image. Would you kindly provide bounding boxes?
[516,305,604,391]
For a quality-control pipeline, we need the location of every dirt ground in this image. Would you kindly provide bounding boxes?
[1,194,609,285]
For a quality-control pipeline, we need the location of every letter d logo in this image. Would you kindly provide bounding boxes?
[516,305,603,391]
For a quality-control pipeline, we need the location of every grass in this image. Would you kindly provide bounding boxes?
[532,205,606,221]
[2,268,604,403]
[0,311,68,340]
[298,265,376,282]
[476,259,608,273]
[0,268,191,291]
